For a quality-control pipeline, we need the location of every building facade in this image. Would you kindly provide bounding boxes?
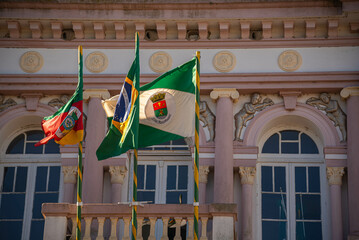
[0,0,359,239]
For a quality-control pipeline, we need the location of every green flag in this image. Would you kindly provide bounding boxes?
[98,55,198,159]
[96,34,139,161]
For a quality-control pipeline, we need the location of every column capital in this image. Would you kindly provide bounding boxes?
[109,166,127,184]
[340,86,359,99]
[210,88,239,103]
[327,167,345,185]
[83,89,110,101]
[239,166,256,185]
[62,166,77,184]
[199,166,210,183]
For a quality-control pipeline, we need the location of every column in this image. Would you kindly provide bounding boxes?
[210,88,239,203]
[109,166,127,203]
[239,167,256,240]
[340,86,359,237]
[82,89,110,203]
[62,166,77,203]
[199,166,210,204]
[327,167,345,240]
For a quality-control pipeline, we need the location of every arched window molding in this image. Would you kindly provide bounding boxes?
[243,103,342,147]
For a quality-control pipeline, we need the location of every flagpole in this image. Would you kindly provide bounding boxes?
[76,45,83,240]
[132,149,138,240]
[131,32,140,240]
[194,51,200,240]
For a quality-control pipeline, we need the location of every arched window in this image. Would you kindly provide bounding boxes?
[6,130,59,154]
[0,130,61,240]
[258,130,328,240]
[262,130,318,154]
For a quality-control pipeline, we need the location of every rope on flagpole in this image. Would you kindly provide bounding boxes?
[194,51,200,240]
[132,149,138,240]
[76,45,83,240]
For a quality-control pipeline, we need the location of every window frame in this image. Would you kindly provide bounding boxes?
[2,127,60,164]
[128,157,193,205]
[256,162,329,240]
[0,128,63,240]
[255,128,329,240]
[0,162,63,240]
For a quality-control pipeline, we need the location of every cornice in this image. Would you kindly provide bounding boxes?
[0,1,340,11]
[1,71,357,95]
[1,38,359,49]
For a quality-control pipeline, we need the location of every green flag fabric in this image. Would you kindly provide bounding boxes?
[96,34,139,161]
[98,56,198,160]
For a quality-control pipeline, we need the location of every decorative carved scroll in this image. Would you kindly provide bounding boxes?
[306,93,347,142]
[199,100,216,142]
[234,93,274,141]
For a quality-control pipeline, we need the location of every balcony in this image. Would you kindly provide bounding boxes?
[42,203,237,240]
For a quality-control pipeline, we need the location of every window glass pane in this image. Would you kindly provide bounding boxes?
[0,194,25,219]
[261,166,273,192]
[137,191,155,203]
[295,167,307,193]
[32,193,59,219]
[178,166,188,190]
[296,222,322,240]
[45,139,60,154]
[281,142,299,154]
[274,167,286,192]
[295,194,321,220]
[35,167,48,192]
[308,167,320,193]
[280,130,299,140]
[14,167,28,193]
[0,221,23,240]
[166,191,187,204]
[301,133,319,154]
[172,139,186,145]
[30,220,44,240]
[137,165,144,190]
[26,142,43,154]
[167,166,177,190]
[2,167,15,192]
[6,134,24,154]
[262,133,279,153]
[262,193,287,220]
[48,167,60,191]
[146,165,156,190]
[262,221,287,240]
[26,131,43,141]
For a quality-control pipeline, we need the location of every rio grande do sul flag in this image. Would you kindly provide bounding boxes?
[35,47,84,146]
[98,55,197,159]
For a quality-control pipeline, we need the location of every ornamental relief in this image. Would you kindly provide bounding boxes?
[278,50,302,72]
[149,51,172,73]
[306,93,347,142]
[199,100,216,142]
[213,51,236,73]
[0,95,17,112]
[20,51,44,73]
[48,95,70,109]
[234,93,274,141]
[85,51,108,73]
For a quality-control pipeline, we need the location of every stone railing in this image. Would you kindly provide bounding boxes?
[42,203,237,240]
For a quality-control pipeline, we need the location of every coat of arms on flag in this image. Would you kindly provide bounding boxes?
[151,93,168,119]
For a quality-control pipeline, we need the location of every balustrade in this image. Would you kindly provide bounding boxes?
[42,203,234,240]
